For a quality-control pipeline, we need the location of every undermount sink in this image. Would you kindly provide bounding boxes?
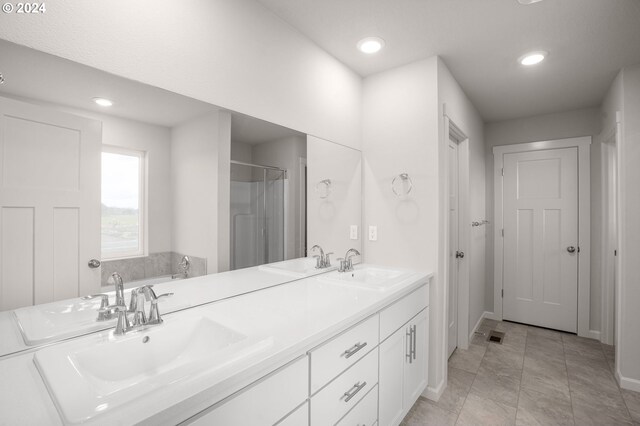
[35,315,271,424]
[319,265,411,292]
[13,297,121,346]
[258,257,336,278]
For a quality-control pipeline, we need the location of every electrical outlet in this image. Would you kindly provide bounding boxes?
[350,225,358,240]
[368,225,378,241]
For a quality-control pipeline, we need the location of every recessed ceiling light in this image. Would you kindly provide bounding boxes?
[93,97,113,107]
[519,51,547,66]
[357,37,385,54]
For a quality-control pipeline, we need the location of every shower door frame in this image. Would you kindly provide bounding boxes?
[230,160,287,268]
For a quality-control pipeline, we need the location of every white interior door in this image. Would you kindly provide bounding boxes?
[448,140,459,357]
[0,97,101,310]
[503,147,578,332]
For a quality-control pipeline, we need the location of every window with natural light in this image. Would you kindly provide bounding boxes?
[101,147,145,259]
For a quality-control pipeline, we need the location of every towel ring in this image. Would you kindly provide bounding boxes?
[315,179,332,199]
[392,173,413,197]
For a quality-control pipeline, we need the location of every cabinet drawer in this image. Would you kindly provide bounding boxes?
[311,349,378,426]
[310,314,379,394]
[336,384,378,426]
[379,284,428,341]
[185,356,308,426]
[276,402,309,426]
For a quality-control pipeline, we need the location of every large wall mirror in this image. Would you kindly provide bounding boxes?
[0,39,362,355]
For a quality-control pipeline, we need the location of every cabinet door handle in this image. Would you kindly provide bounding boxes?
[343,342,367,359]
[406,327,413,364]
[411,324,417,360]
[343,381,367,403]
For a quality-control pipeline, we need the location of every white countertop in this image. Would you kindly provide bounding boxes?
[0,264,431,425]
[0,264,312,357]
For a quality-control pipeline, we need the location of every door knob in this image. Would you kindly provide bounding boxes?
[456,251,465,259]
[567,246,576,254]
[88,259,101,268]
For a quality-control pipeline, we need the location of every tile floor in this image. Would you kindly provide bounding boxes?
[401,318,640,425]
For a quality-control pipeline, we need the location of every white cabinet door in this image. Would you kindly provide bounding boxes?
[378,324,407,426]
[379,308,429,426]
[403,308,428,408]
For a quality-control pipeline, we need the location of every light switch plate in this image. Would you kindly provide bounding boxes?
[368,225,378,241]
[350,225,358,240]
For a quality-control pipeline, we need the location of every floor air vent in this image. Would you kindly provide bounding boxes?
[487,330,505,344]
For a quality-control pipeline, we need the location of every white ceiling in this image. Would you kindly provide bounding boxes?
[0,40,215,127]
[256,0,640,122]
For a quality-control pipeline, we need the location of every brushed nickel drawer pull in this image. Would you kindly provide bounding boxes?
[406,327,413,363]
[411,324,417,360]
[343,341,367,359]
[343,381,367,403]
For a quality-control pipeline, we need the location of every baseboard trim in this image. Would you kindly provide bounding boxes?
[483,311,501,321]
[422,379,445,402]
[617,370,640,392]
[586,329,601,341]
[468,312,486,341]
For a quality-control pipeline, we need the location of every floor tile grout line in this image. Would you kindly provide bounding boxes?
[601,341,635,422]
[561,334,577,425]
[513,327,528,424]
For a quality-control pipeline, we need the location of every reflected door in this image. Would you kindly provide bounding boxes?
[502,148,578,332]
[230,163,285,270]
[0,97,101,310]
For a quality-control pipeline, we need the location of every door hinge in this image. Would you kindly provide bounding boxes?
[501,229,504,237]
[614,249,617,256]
[501,168,504,176]
[501,289,504,298]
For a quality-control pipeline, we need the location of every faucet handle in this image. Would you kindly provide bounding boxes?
[82,294,110,309]
[148,293,173,325]
[324,252,333,267]
[313,255,322,269]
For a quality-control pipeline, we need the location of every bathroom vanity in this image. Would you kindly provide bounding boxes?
[0,263,431,426]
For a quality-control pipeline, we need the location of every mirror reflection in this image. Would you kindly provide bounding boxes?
[0,40,361,356]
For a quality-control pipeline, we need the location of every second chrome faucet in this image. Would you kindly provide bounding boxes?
[85,272,173,335]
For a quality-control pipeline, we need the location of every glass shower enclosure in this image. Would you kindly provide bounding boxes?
[230,161,286,270]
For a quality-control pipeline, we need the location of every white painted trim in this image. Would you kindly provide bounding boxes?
[492,136,591,336]
[298,157,307,258]
[483,311,501,321]
[614,111,624,376]
[444,114,471,352]
[617,369,640,392]
[469,311,486,341]
[423,378,446,402]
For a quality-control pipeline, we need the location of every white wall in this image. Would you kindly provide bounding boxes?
[0,0,361,150]
[362,57,443,396]
[437,59,486,340]
[484,108,601,324]
[307,136,361,260]
[252,136,307,259]
[362,56,485,399]
[613,64,640,390]
[99,115,173,255]
[171,110,229,273]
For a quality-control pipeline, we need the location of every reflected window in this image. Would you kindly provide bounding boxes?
[101,147,145,259]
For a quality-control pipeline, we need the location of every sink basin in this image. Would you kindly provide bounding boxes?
[319,266,411,292]
[259,257,336,278]
[13,297,120,346]
[35,316,270,424]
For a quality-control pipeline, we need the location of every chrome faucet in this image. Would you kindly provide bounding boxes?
[337,248,361,273]
[108,272,125,306]
[98,284,173,335]
[172,255,191,279]
[310,245,333,269]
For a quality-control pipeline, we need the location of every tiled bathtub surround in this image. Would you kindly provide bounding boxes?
[402,318,640,426]
[101,252,207,286]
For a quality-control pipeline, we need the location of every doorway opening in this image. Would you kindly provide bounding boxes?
[446,117,470,358]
